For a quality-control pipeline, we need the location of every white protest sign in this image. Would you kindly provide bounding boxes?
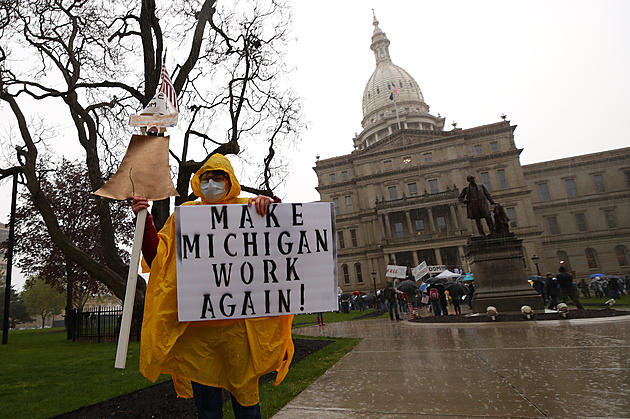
[385,265,407,279]
[412,261,429,280]
[428,265,447,274]
[175,203,337,321]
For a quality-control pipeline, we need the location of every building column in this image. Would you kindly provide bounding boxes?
[379,215,387,239]
[427,207,437,233]
[435,248,443,265]
[404,210,414,236]
[454,204,465,233]
[412,250,419,267]
[459,246,470,271]
[449,204,460,231]
[383,213,392,237]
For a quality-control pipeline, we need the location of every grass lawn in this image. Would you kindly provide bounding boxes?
[0,328,170,419]
[1,326,362,419]
[576,294,630,307]
[292,308,387,327]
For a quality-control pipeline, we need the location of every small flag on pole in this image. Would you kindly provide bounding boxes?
[389,82,400,101]
[159,58,178,112]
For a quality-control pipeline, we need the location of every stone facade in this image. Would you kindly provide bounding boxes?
[313,16,630,292]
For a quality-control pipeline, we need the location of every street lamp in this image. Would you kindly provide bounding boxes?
[371,271,377,294]
[531,254,541,276]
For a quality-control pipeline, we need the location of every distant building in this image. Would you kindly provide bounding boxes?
[314,15,630,292]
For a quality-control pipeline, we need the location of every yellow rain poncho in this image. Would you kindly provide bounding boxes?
[140,154,294,406]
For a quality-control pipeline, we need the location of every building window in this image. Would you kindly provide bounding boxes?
[342,264,350,284]
[538,182,551,201]
[481,172,491,191]
[355,263,363,283]
[547,215,560,235]
[388,186,398,200]
[506,207,517,227]
[394,222,404,238]
[428,179,438,194]
[625,169,630,188]
[408,182,418,195]
[341,171,348,180]
[497,169,508,189]
[490,141,499,152]
[593,174,605,193]
[423,152,432,162]
[557,250,571,271]
[350,229,358,247]
[337,231,345,249]
[345,195,353,212]
[604,209,616,228]
[415,219,425,234]
[333,198,340,215]
[329,173,336,183]
[383,160,392,171]
[574,213,587,232]
[436,216,447,232]
[616,245,628,266]
[474,145,482,155]
[565,178,577,198]
[585,248,598,269]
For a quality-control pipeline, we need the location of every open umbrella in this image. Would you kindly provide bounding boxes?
[340,292,352,300]
[396,280,419,294]
[425,276,448,285]
[456,273,474,282]
[589,273,606,279]
[352,291,362,296]
[435,270,460,279]
[444,282,467,297]
[528,275,545,283]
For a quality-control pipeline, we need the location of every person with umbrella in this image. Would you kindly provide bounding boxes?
[545,272,559,309]
[427,282,449,316]
[383,281,401,321]
[397,280,419,319]
[557,266,584,309]
[445,282,467,315]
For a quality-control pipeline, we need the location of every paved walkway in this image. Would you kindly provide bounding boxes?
[274,315,630,418]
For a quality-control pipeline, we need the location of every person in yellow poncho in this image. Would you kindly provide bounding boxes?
[131,154,294,419]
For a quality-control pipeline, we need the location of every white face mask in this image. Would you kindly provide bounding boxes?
[200,179,227,202]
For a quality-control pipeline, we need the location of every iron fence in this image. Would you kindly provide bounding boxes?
[67,306,139,343]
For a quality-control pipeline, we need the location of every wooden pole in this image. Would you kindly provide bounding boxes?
[114,208,147,368]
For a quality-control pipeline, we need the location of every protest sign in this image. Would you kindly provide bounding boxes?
[412,261,429,280]
[428,265,447,274]
[175,202,337,321]
[385,265,407,279]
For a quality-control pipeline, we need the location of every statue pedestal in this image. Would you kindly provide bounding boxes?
[466,234,544,313]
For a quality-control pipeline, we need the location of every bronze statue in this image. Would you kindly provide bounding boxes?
[458,175,495,236]
[491,203,511,236]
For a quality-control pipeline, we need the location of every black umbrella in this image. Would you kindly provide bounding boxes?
[362,294,376,304]
[340,292,352,300]
[396,280,419,294]
[527,275,545,283]
[444,282,467,297]
[425,276,448,285]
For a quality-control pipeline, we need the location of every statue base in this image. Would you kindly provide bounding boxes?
[466,234,544,313]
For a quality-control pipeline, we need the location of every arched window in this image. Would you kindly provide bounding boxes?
[355,262,363,283]
[585,248,598,269]
[557,250,571,271]
[342,264,350,284]
[616,245,628,266]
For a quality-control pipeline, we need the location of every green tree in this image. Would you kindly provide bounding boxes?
[22,277,65,328]
[0,281,32,328]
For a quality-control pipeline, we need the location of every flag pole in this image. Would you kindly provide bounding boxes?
[114,208,147,369]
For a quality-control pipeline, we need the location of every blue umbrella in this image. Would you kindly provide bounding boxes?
[589,273,605,279]
[457,273,474,282]
[420,283,428,292]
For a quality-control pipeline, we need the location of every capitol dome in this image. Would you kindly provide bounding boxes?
[354,13,444,150]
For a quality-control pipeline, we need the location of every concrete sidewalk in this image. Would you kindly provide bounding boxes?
[274,315,630,418]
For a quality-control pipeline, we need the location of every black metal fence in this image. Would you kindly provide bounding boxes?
[66,306,138,343]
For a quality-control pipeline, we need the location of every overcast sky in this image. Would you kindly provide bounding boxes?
[2,0,629,290]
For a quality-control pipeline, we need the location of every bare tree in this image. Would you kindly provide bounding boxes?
[0,0,302,333]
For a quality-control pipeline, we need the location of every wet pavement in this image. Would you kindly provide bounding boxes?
[274,315,630,418]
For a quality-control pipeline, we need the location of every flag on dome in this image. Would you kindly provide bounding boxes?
[159,57,178,112]
[389,82,400,100]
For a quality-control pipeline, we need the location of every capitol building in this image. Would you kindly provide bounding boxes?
[314,15,630,292]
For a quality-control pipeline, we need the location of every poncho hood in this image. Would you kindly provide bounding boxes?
[190,153,241,204]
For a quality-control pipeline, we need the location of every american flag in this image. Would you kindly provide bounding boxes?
[159,61,179,112]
